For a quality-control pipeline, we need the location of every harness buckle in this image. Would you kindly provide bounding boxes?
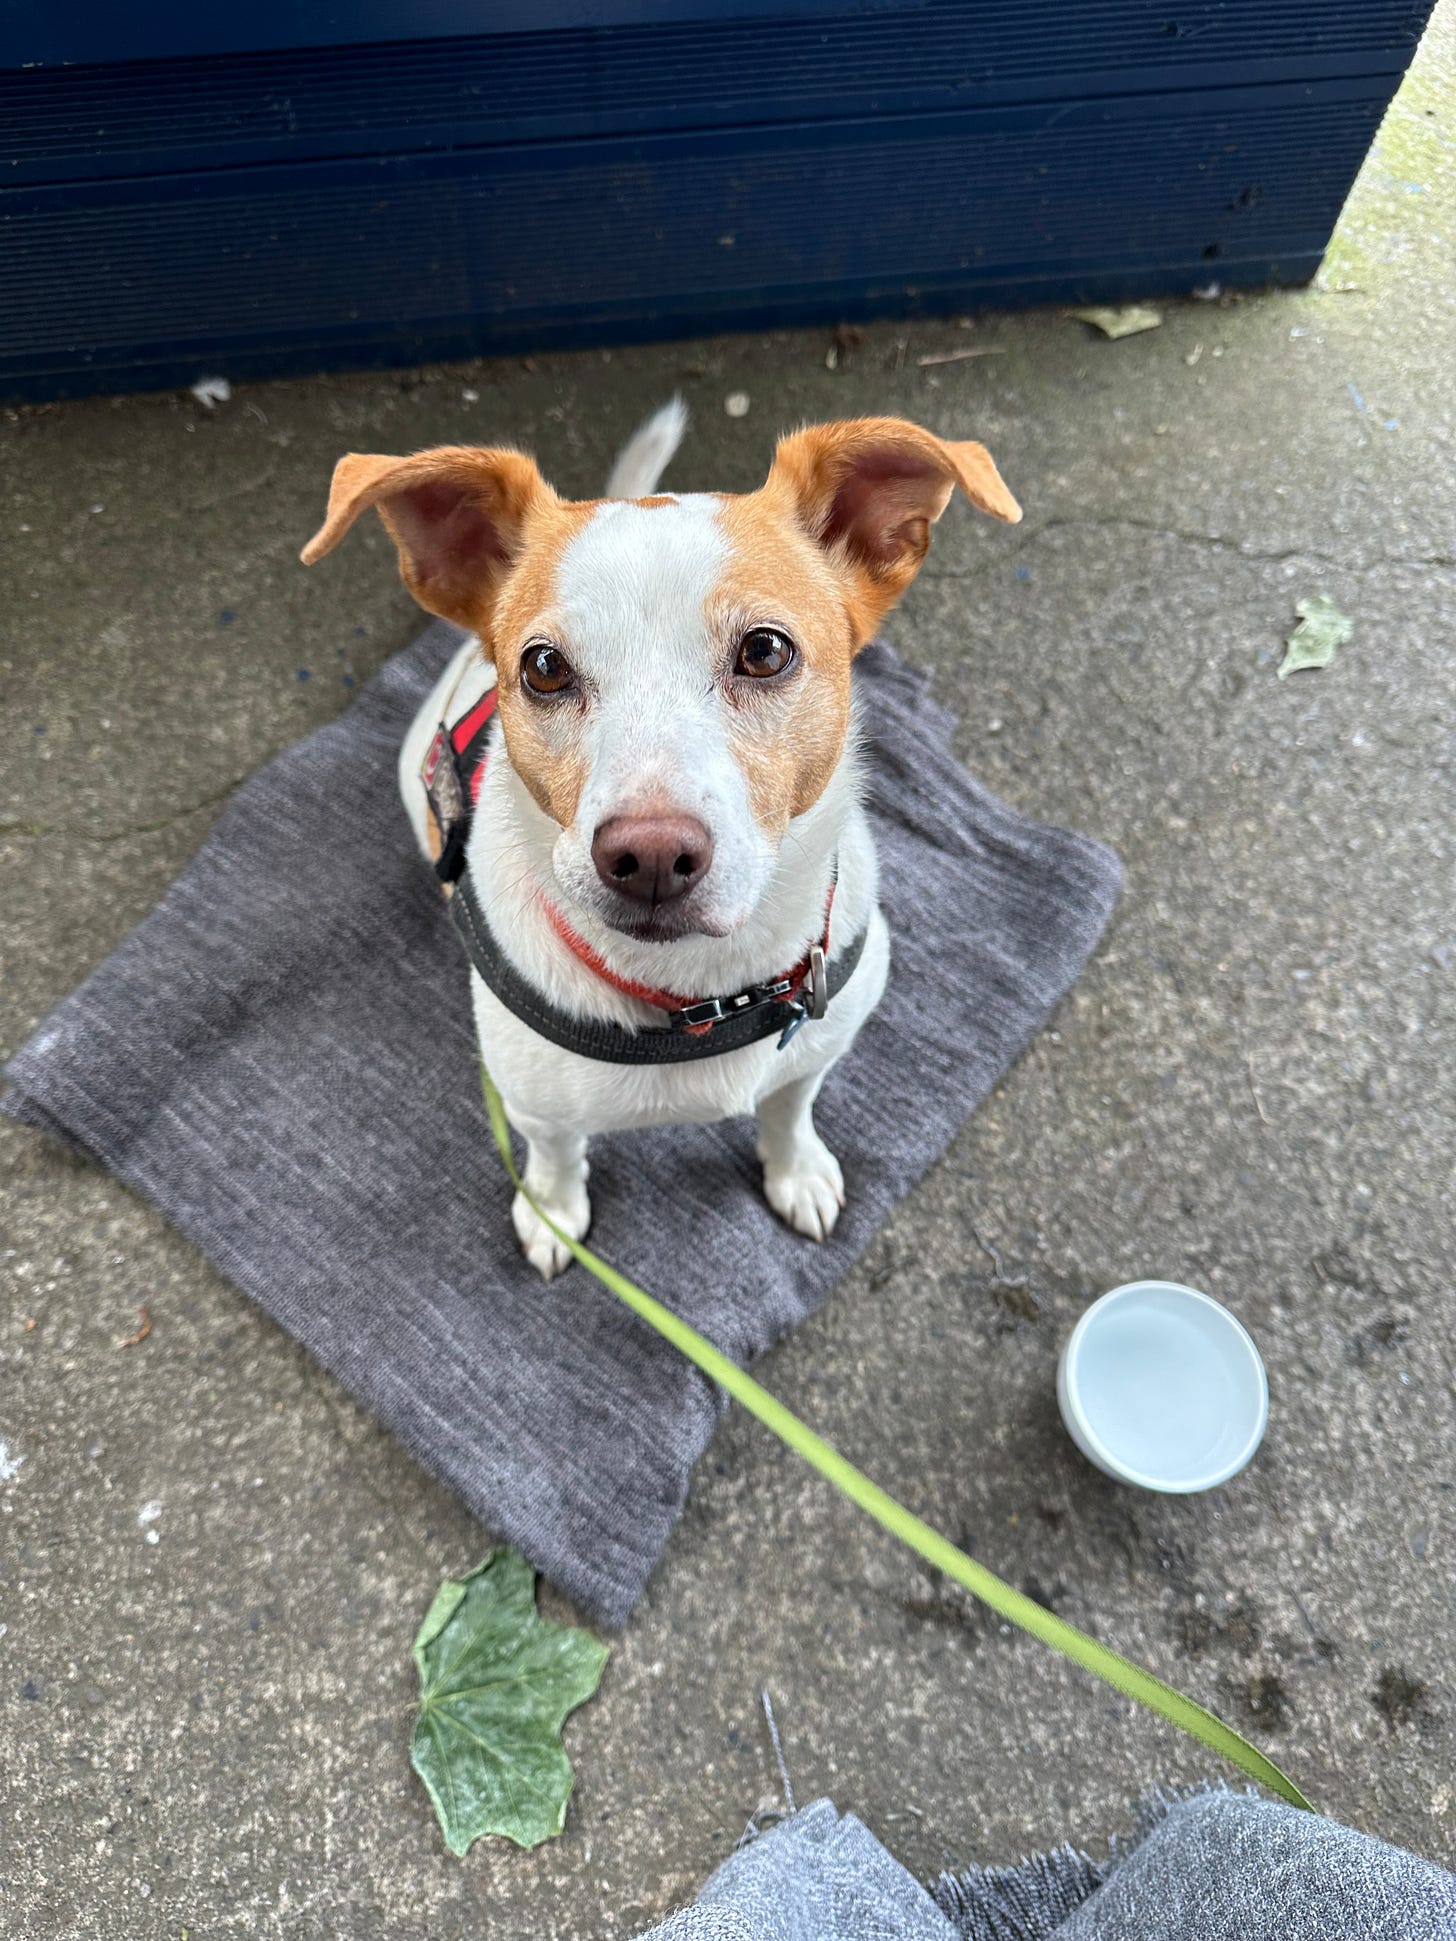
[668,975,797,1034]
[671,996,729,1030]
[424,722,469,884]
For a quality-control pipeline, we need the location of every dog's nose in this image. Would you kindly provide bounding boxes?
[591,812,714,905]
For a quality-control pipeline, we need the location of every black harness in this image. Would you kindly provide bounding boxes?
[422,681,867,1066]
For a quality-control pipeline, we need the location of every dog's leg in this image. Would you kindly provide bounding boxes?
[756,1072,845,1242]
[510,1123,591,1281]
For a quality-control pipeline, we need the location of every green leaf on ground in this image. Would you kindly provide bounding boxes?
[1278,595,1354,678]
[410,1549,609,1856]
[1067,304,1163,339]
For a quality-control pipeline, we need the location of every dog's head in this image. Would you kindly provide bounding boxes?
[303,418,1019,942]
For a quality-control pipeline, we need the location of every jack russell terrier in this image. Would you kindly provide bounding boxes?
[302,402,1020,1278]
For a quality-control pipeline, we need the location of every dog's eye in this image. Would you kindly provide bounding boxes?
[520,642,575,697]
[734,628,796,680]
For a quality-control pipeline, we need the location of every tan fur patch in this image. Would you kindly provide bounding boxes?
[301,446,607,826]
[704,419,1020,832]
[765,417,1021,639]
[485,497,602,829]
[714,495,858,830]
[300,445,552,632]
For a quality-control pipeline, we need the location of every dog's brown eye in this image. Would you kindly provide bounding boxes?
[520,642,575,697]
[735,628,796,680]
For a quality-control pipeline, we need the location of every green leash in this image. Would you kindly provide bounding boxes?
[481,1064,1312,1812]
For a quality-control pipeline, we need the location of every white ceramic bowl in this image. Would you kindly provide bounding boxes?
[1056,1281,1268,1493]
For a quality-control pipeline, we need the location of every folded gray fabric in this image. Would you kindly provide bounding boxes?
[636,1791,1456,1941]
[3,620,1120,1625]
[644,1801,958,1941]
[1035,1790,1456,1941]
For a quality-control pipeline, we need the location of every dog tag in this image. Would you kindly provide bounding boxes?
[776,1005,810,1051]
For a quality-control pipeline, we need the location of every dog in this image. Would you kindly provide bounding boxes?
[302,402,1019,1278]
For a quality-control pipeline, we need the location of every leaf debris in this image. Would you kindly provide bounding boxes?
[118,1305,152,1348]
[410,1549,608,1856]
[1278,596,1353,678]
[1068,305,1163,339]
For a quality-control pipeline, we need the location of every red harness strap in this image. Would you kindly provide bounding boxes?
[449,692,498,806]
[430,683,835,1038]
[541,887,836,1036]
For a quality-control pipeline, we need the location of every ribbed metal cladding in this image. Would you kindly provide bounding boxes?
[0,93,1380,359]
[3,0,1426,173]
[0,0,1433,396]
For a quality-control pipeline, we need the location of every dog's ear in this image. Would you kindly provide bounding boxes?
[766,418,1021,641]
[300,446,550,631]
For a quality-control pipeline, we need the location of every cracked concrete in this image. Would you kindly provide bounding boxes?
[2,9,1455,1936]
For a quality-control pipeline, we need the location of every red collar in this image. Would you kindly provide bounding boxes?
[541,886,836,1037]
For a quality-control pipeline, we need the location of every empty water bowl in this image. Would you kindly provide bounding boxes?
[1057,1281,1268,1493]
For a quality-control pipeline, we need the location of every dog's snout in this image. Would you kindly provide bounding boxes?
[591,812,714,906]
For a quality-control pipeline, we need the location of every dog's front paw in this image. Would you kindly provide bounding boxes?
[512,1185,591,1282]
[762,1139,845,1242]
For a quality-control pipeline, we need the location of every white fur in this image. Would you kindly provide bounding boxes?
[399,407,890,1277]
[602,396,688,498]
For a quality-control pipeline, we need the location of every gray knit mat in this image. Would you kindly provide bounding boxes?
[635,1789,1456,1940]
[4,621,1121,1624]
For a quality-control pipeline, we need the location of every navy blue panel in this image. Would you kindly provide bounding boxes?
[3,1,1429,184]
[0,82,1385,399]
[1,0,926,70]
[0,0,1433,400]
[0,254,1329,404]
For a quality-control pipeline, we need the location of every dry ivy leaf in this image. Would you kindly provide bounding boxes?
[1278,596,1353,678]
[1068,305,1163,339]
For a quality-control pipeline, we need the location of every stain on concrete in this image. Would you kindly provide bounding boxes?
[901,1569,983,1641]
[1238,1671,1294,1732]
[1346,1314,1412,1364]
[1372,1666,1437,1732]
[988,1279,1042,1326]
[1020,1575,1072,1615]
[1170,1593,1262,1660]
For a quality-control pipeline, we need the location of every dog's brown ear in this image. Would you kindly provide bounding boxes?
[766,418,1021,642]
[300,446,551,631]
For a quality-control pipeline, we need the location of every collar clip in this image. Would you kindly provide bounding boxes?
[669,974,797,1033]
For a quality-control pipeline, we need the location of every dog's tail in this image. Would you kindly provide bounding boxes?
[604,396,689,499]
